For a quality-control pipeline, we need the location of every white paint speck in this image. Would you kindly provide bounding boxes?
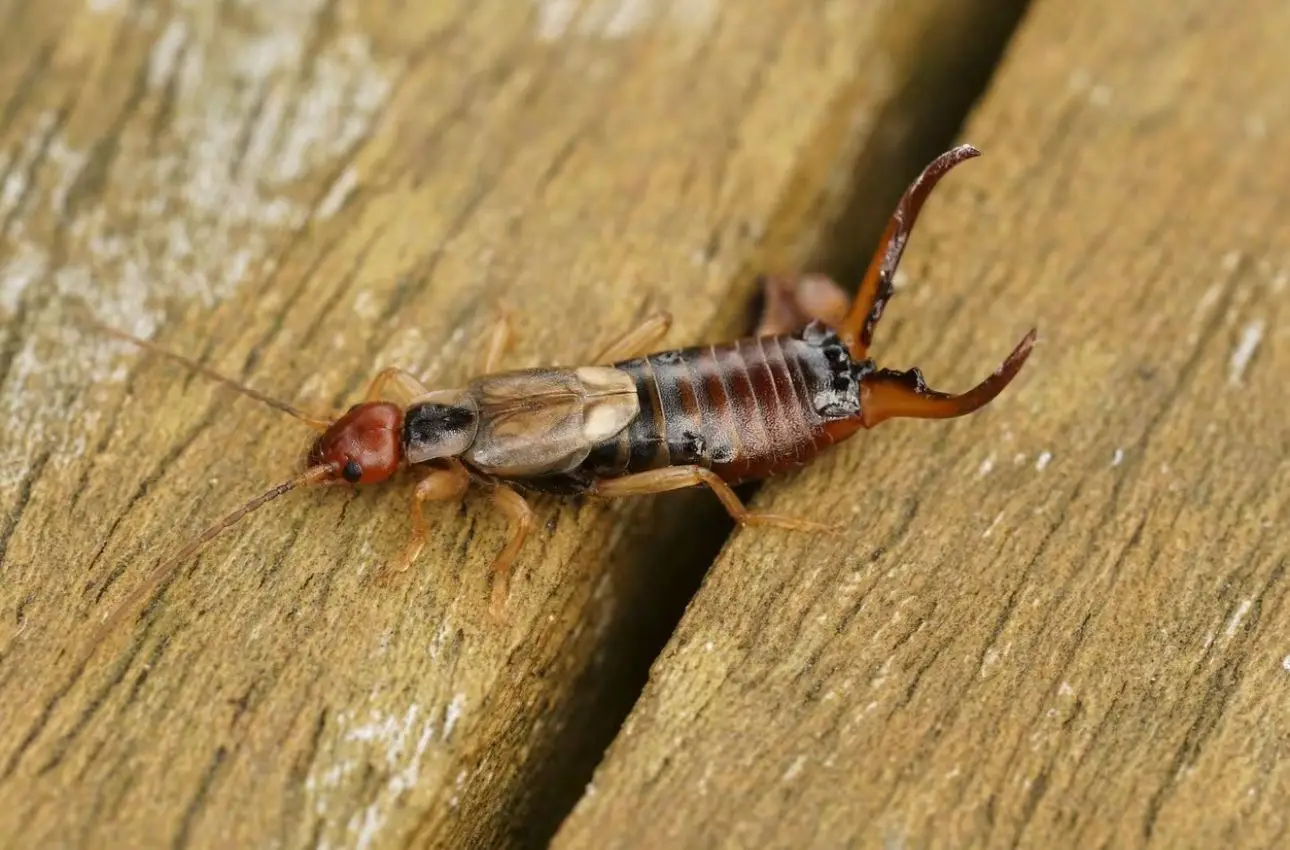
[1035,451,1052,472]
[0,243,47,314]
[1228,320,1265,385]
[981,648,999,673]
[314,166,359,220]
[1111,448,1124,467]
[1194,283,1223,322]
[274,34,391,183]
[1058,682,1074,697]
[1281,655,1290,672]
[1224,599,1253,639]
[533,0,718,42]
[352,289,380,322]
[671,0,718,32]
[538,0,653,41]
[308,699,443,850]
[0,113,55,216]
[149,19,188,90]
[599,0,653,38]
[977,455,995,477]
[982,511,1004,539]
[535,0,578,39]
[443,692,466,740]
[1068,69,1112,106]
[782,755,806,782]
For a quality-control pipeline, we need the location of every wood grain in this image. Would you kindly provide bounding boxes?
[0,1,1026,847]
[554,1,1290,848]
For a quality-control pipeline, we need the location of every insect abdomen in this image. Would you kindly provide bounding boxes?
[584,323,864,485]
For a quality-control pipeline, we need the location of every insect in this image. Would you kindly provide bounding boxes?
[86,144,1034,645]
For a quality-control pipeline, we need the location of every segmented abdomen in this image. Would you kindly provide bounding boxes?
[583,325,862,485]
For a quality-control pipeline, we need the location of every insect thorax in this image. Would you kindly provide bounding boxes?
[402,394,480,464]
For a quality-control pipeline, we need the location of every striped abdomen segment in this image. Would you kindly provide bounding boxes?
[584,324,864,485]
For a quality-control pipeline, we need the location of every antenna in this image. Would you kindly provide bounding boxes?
[81,463,338,662]
[87,316,332,431]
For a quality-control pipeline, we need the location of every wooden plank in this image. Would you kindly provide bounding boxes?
[553,1,1290,848]
[0,1,1026,848]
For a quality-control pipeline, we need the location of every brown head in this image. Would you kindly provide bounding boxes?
[80,321,430,664]
[306,401,406,485]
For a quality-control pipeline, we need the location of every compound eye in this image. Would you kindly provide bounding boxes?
[342,460,363,483]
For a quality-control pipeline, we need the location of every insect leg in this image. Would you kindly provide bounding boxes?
[364,367,430,404]
[754,274,852,337]
[479,309,515,373]
[590,466,835,533]
[592,311,673,362]
[480,302,666,370]
[837,145,982,358]
[487,485,535,619]
[384,460,471,578]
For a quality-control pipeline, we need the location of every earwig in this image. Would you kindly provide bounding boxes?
[85,144,1034,647]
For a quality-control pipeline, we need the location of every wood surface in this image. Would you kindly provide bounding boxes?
[0,1,1029,848]
[555,1,1290,848]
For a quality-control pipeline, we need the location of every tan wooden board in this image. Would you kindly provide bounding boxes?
[0,0,1026,847]
[554,1,1290,848]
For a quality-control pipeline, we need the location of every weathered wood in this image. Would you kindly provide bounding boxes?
[554,1,1290,848]
[0,1,1026,848]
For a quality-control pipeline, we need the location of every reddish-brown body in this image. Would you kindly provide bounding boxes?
[84,143,1036,644]
[556,324,867,492]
